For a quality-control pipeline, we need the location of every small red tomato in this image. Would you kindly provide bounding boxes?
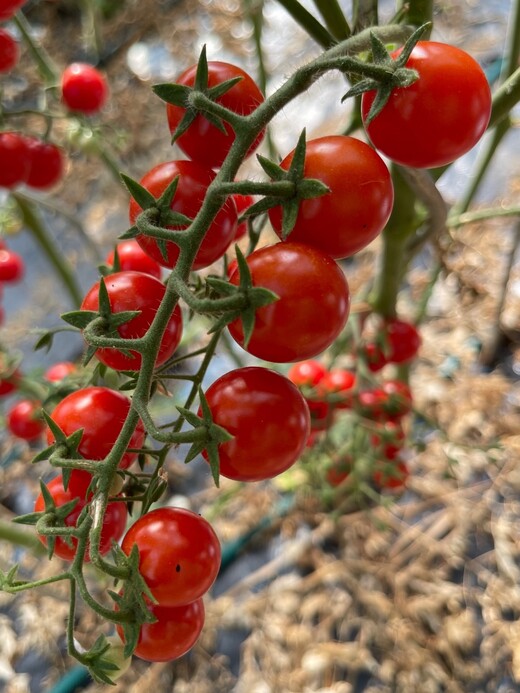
[0,0,27,21]
[105,240,162,279]
[0,132,30,189]
[43,361,77,382]
[372,460,409,491]
[121,507,221,606]
[80,271,183,371]
[61,63,108,114]
[34,475,128,561]
[227,242,350,363]
[202,366,310,482]
[0,29,19,73]
[24,138,65,189]
[117,597,205,662]
[384,319,421,365]
[166,61,265,169]
[128,159,237,271]
[360,341,388,372]
[306,397,331,431]
[268,136,393,259]
[326,455,353,487]
[7,399,44,440]
[0,248,24,281]
[0,368,20,396]
[287,360,327,388]
[232,192,255,240]
[318,368,356,408]
[354,388,388,421]
[381,379,413,419]
[370,420,405,460]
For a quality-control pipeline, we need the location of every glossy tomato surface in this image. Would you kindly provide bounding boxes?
[81,271,183,371]
[121,507,221,606]
[105,240,162,279]
[129,160,237,270]
[227,242,350,362]
[7,399,44,440]
[61,63,108,114]
[166,61,265,169]
[361,41,492,168]
[269,136,393,258]
[202,366,310,482]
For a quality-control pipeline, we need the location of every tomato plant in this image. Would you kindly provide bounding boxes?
[362,41,492,168]
[232,192,255,240]
[202,366,311,481]
[128,159,238,270]
[227,242,351,362]
[61,63,108,114]
[121,507,221,606]
[7,399,44,441]
[166,60,265,169]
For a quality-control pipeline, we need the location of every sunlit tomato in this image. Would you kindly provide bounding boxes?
[128,160,237,270]
[0,29,19,73]
[24,138,65,189]
[44,361,77,382]
[105,240,162,279]
[121,507,221,606]
[117,597,205,662]
[0,0,27,21]
[0,247,24,281]
[362,41,492,168]
[201,366,310,481]
[166,61,265,169]
[80,271,183,371]
[0,132,29,189]
[7,399,44,441]
[34,475,128,561]
[227,242,350,362]
[372,460,409,491]
[61,63,108,114]
[268,136,393,259]
[232,192,255,240]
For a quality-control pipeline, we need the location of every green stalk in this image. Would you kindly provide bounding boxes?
[352,0,378,33]
[274,0,336,48]
[398,0,433,32]
[312,0,350,40]
[0,518,46,554]
[13,11,57,85]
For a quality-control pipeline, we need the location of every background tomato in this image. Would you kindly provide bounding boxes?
[105,240,162,279]
[268,136,393,258]
[24,138,64,189]
[0,29,19,73]
[7,399,44,441]
[61,63,108,114]
[361,41,492,168]
[128,160,237,270]
[166,60,265,169]
[0,132,29,189]
[0,0,27,21]
[227,242,350,362]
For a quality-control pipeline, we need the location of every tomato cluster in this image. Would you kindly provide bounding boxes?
[0,131,65,190]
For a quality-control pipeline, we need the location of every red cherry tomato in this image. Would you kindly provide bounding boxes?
[80,271,183,371]
[232,192,255,240]
[7,399,44,441]
[129,160,237,271]
[0,247,24,282]
[370,420,405,460]
[0,368,20,396]
[268,136,393,259]
[372,460,409,491]
[34,475,128,561]
[360,341,388,372]
[0,0,27,21]
[381,379,413,419]
[227,242,350,363]
[121,507,221,606]
[287,360,327,388]
[166,61,265,169]
[0,132,30,189]
[0,29,19,73]
[105,240,162,279]
[384,319,421,364]
[318,368,356,409]
[326,455,353,487]
[43,361,77,382]
[354,388,389,421]
[61,63,108,114]
[202,366,310,482]
[362,41,492,168]
[117,597,204,662]
[24,138,65,190]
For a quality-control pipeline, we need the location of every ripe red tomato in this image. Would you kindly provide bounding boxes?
[0,29,19,73]
[268,136,393,259]
[354,388,388,421]
[0,132,29,189]
[318,368,356,408]
[381,379,413,419]
[166,61,265,169]
[46,386,146,499]
[287,360,327,388]
[121,507,221,606]
[384,318,421,364]
[80,271,183,371]
[24,138,64,189]
[202,366,310,481]
[0,0,27,21]
[7,399,44,441]
[44,361,77,382]
[326,455,353,487]
[362,41,492,168]
[105,240,162,279]
[34,475,128,561]
[0,369,20,396]
[370,420,405,460]
[360,341,388,372]
[232,192,255,240]
[0,247,24,282]
[227,242,350,362]
[117,597,204,662]
[372,460,409,491]
[61,63,108,114]
[128,160,237,270]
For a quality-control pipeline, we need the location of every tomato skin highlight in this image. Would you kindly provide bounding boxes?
[227,242,350,363]
[269,136,393,259]
[121,507,221,607]
[166,61,265,169]
[362,41,492,168]
[202,366,311,482]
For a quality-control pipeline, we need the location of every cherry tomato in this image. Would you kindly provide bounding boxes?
[370,420,405,460]
[80,271,183,371]
[228,242,350,362]
[0,369,20,396]
[354,388,388,421]
[318,368,356,409]
[202,366,310,481]
[0,0,27,21]
[0,247,24,282]
[232,192,255,240]
[0,132,29,189]
[372,460,409,491]
[34,475,128,561]
[61,63,108,114]
[105,240,162,279]
[384,318,421,364]
[360,341,388,372]
[121,507,221,606]
[0,29,19,73]
[326,455,353,487]
[362,41,492,168]
[166,61,265,169]
[287,360,327,388]
[46,386,146,499]
[117,597,204,662]
[24,138,64,189]
[268,136,393,259]
[129,160,237,271]
[7,399,44,441]
[381,379,413,419]
[44,361,77,382]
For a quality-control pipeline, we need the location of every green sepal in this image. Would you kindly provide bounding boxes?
[155,237,169,263]
[82,345,98,368]
[120,174,156,210]
[257,154,287,181]
[34,331,54,353]
[280,200,301,240]
[205,276,237,296]
[61,310,98,330]
[118,225,139,240]
[152,82,191,107]
[176,405,205,429]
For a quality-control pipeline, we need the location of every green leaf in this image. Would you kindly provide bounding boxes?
[34,331,54,353]
[369,30,392,64]
[156,175,180,212]
[109,310,141,329]
[257,154,287,181]
[120,174,157,210]
[287,129,307,180]
[61,310,98,330]
[208,76,242,100]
